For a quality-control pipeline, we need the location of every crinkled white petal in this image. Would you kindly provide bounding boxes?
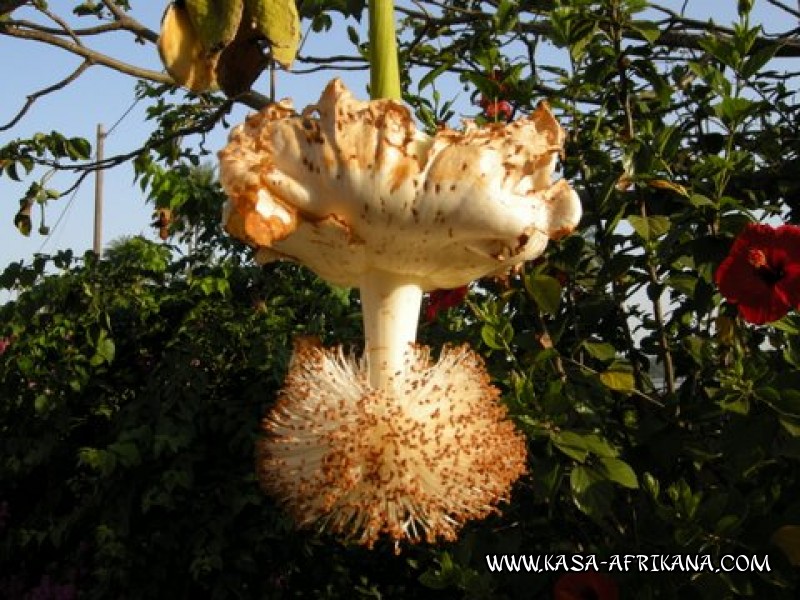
[219,78,581,290]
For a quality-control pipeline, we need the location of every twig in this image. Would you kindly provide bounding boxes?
[38,4,82,46]
[99,0,159,43]
[763,0,800,20]
[1,60,91,131]
[41,99,235,177]
[2,22,172,84]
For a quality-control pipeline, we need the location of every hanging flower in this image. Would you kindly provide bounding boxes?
[220,78,580,548]
[715,223,800,324]
[425,286,469,322]
[553,572,619,600]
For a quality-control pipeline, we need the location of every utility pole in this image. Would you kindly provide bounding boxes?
[93,123,105,255]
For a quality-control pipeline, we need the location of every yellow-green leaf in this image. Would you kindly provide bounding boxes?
[600,369,635,393]
[247,0,300,69]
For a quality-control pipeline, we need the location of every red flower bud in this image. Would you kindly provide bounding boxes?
[425,286,469,322]
[483,99,513,122]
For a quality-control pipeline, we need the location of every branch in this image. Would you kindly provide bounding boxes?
[2,21,172,84]
[39,4,82,45]
[8,17,135,38]
[47,99,236,177]
[1,60,91,131]
[763,0,800,19]
[397,2,800,57]
[100,0,159,44]
[1,17,265,110]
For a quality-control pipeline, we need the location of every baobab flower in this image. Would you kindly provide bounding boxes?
[715,223,800,324]
[218,79,581,547]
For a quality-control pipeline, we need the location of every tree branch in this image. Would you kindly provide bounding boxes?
[100,0,159,44]
[1,60,92,132]
[8,17,133,38]
[1,21,172,84]
[43,99,236,177]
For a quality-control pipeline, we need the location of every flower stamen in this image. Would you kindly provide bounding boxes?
[747,248,767,269]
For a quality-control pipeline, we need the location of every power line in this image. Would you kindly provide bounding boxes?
[36,96,141,254]
[106,96,141,137]
[37,180,82,254]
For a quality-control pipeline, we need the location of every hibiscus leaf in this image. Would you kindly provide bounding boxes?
[527,273,562,315]
[599,366,635,393]
[627,215,670,241]
[552,431,590,462]
[627,215,650,240]
[740,43,780,80]
[779,418,800,437]
[713,97,758,127]
[582,340,616,361]
[595,457,639,489]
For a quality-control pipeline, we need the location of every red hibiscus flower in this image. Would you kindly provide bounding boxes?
[715,223,800,324]
[425,286,468,322]
[481,98,514,122]
[477,69,513,122]
[553,572,619,600]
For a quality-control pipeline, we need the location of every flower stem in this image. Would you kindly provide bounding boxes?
[359,270,423,391]
[368,0,401,101]
[364,0,412,391]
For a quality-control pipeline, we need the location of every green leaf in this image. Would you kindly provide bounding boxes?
[582,434,618,458]
[780,418,800,437]
[551,431,589,462]
[627,215,670,241]
[493,0,517,32]
[418,61,451,91]
[631,20,661,44]
[91,330,116,366]
[713,97,757,127]
[582,341,616,361]
[599,368,635,393]
[595,457,639,489]
[569,464,595,495]
[109,440,140,467]
[526,273,562,315]
[480,321,513,350]
[34,394,52,414]
[740,43,779,79]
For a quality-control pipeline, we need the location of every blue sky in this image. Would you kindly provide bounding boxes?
[0,1,790,279]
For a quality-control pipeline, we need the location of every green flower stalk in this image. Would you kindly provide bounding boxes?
[369,0,401,101]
